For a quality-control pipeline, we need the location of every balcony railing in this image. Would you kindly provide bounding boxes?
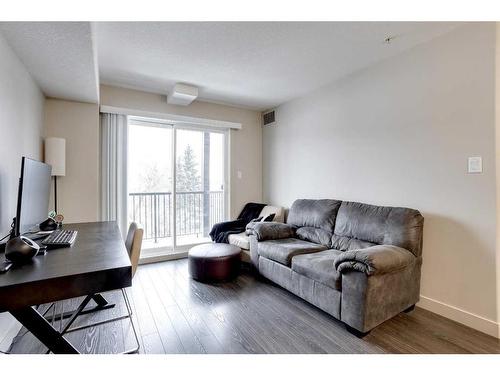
[128,191,224,242]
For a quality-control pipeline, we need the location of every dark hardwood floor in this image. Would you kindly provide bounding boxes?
[8,259,500,354]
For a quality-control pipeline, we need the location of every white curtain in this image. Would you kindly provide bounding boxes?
[100,113,128,237]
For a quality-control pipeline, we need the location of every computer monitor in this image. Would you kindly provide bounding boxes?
[14,157,52,236]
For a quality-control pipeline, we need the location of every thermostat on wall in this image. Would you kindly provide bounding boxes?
[467,156,482,173]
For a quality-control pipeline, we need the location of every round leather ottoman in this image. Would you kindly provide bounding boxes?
[188,243,241,282]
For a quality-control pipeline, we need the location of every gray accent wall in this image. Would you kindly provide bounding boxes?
[263,23,498,334]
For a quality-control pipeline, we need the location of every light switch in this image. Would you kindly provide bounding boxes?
[237,170,243,179]
[468,156,482,173]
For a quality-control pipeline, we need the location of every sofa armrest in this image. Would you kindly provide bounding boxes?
[333,245,415,276]
[247,222,295,241]
[249,235,259,269]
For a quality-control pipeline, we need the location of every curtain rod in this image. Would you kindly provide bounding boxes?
[99,105,242,130]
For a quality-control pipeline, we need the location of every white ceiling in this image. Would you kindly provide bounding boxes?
[0,22,99,103]
[96,22,462,110]
[0,22,463,110]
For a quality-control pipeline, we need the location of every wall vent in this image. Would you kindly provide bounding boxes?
[263,110,276,126]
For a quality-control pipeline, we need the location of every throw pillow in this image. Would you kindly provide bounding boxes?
[261,213,276,222]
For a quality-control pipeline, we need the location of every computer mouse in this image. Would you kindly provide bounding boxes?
[5,236,40,264]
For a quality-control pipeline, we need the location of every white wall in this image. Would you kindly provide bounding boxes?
[263,23,499,336]
[44,99,100,223]
[100,85,263,219]
[0,33,45,350]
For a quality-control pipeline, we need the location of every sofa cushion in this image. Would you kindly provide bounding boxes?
[333,201,424,256]
[287,199,342,232]
[262,213,275,222]
[296,227,332,247]
[292,250,343,290]
[249,222,295,241]
[259,205,285,223]
[258,238,328,266]
[330,235,376,252]
[228,231,250,250]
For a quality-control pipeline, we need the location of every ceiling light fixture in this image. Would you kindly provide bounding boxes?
[167,83,199,106]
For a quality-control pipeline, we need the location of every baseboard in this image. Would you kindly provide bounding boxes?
[417,295,499,338]
[139,251,188,265]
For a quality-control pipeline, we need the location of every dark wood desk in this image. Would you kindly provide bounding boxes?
[0,221,132,354]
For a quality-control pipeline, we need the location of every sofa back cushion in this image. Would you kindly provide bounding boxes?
[259,205,285,223]
[296,227,332,247]
[330,236,377,252]
[287,199,342,233]
[333,201,424,257]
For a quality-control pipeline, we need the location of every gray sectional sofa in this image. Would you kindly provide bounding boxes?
[248,199,424,336]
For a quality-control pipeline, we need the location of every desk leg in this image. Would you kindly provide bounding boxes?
[92,293,109,307]
[44,294,115,323]
[10,306,79,354]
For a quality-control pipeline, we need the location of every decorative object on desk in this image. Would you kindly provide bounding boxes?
[5,236,40,263]
[44,137,66,214]
[39,217,58,231]
[55,214,64,228]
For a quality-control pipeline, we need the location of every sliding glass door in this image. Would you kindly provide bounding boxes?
[175,128,226,246]
[127,117,228,258]
[128,119,174,255]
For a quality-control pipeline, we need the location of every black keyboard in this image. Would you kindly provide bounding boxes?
[41,230,78,249]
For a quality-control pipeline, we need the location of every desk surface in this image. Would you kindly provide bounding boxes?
[0,221,132,312]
